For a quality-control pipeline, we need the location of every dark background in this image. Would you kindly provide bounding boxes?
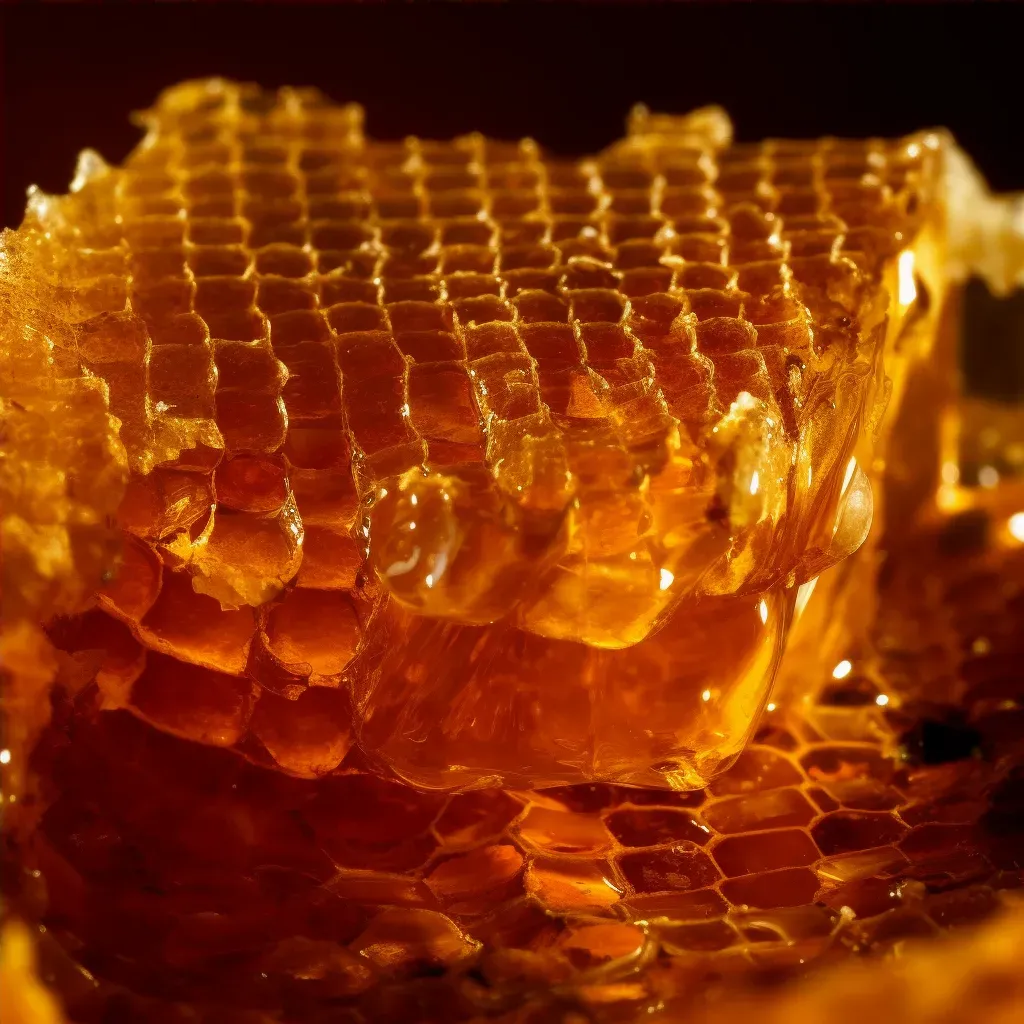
[4,2,1024,230]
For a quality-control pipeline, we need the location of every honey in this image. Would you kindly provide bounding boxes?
[1,81,1023,1023]
[3,80,948,791]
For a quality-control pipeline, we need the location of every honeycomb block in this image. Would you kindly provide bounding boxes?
[0,79,954,792]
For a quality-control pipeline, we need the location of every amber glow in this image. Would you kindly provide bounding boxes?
[898,248,918,305]
[832,659,854,680]
[1010,513,1024,542]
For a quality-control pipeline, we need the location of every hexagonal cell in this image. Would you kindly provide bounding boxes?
[350,909,479,972]
[481,946,574,989]
[899,823,980,861]
[264,588,362,681]
[701,787,816,834]
[130,651,256,747]
[214,452,289,514]
[425,845,524,904]
[98,532,164,623]
[800,744,896,786]
[815,845,909,884]
[624,887,728,922]
[731,904,837,943]
[138,568,256,675]
[471,896,563,953]
[900,798,984,827]
[751,721,800,752]
[617,844,721,895]
[47,609,146,711]
[326,874,438,910]
[820,877,902,918]
[619,789,706,809]
[711,829,820,877]
[812,810,908,856]
[305,775,445,872]
[604,808,711,848]
[807,707,891,745]
[719,867,821,910]
[524,857,622,914]
[904,848,992,887]
[433,790,524,848]
[556,922,647,970]
[248,685,353,777]
[516,805,612,855]
[816,775,906,811]
[536,783,621,813]
[706,747,803,796]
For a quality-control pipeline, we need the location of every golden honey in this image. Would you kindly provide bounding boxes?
[1,81,1022,1024]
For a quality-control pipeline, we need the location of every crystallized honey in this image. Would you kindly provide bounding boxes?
[1,81,1023,1024]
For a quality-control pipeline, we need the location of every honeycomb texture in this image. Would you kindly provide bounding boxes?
[0,191,128,812]
[0,78,1022,1024]
[8,79,945,791]
[8,503,1024,1024]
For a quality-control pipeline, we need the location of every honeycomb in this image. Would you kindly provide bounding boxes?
[2,80,1023,1024]
[3,79,945,793]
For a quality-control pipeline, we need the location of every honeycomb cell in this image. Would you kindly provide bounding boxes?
[711,829,820,876]
[137,568,256,673]
[129,651,256,747]
[605,808,711,847]
[900,822,981,861]
[617,844,721,894]
[305,774,446,872]
[719,867,821,909]
[259,936,376,998]
[424,845,524,903]
[432,790,523,848]
[97,533,163,622]
[214,453,289,514]
[707,747,805,796]
[812,810,909,855]
[524,858,623,913]
[188,504,304,607]
[557,922,647,970]
[625,886,729,923]
[702,787,817,833]
[349,910,478,972]
[48,608,146,711]
[248,685,353,777]
[816,845,909,884]
[263,587,362,680]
